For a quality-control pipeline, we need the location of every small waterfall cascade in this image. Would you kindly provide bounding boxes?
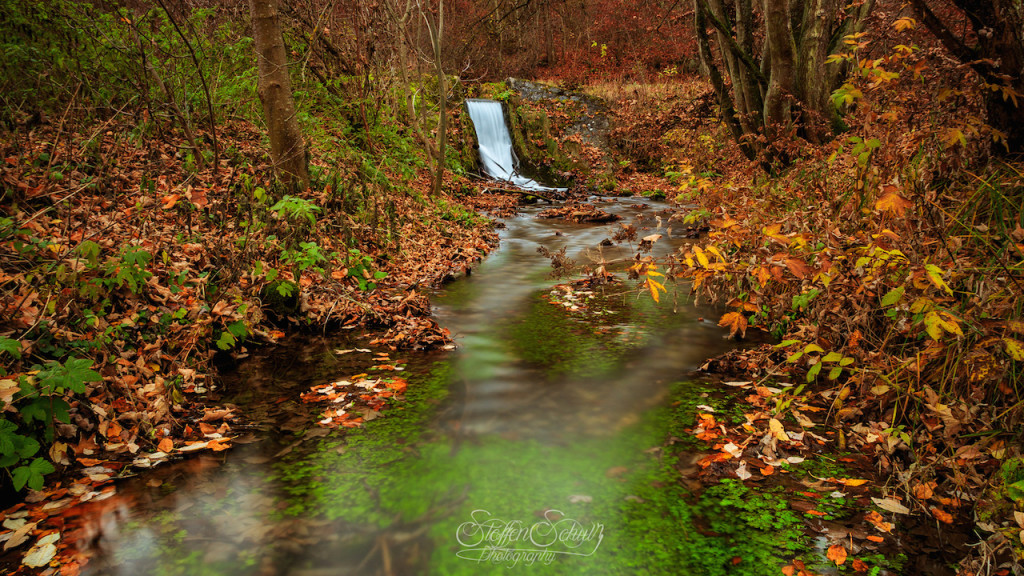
[465,99,564,192]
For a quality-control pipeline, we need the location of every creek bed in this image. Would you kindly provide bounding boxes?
[58,199,933,575]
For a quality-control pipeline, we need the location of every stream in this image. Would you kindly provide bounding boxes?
[68,199,757,575]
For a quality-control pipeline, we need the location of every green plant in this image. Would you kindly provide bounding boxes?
[280,241,335,276]
[271,195,321,228]
[0,339,100,491]
[346,249,387,291]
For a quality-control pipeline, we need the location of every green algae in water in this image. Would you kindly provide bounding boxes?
[272,373,817,575]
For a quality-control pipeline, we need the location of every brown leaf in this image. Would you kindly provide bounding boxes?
[785,258,812,279]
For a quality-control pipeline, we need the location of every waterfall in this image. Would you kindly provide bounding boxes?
[465,99,564,192]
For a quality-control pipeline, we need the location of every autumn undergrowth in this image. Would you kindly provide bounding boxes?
[597,30,1024,572]
[0,0,493,499]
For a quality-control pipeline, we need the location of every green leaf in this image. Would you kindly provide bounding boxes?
[16,435,39,459]
[840,357,855,367]
[0,420,18,455]
[881,286,905,307]
[216,331,237,351]
[19,399,51,425]
[807,362,823,382]
[775,339,801,348]
[822,351,844,363]
[13,458,55,491]
[0,338,21,359]
[804,344,825,354]
[828,366,844,380]
[786,351,804,363]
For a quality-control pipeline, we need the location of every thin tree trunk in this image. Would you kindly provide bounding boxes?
[250,0,309,190]
[427,0,446,196]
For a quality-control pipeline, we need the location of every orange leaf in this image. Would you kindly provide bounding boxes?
[805,509,827,516]
[161,194,180,209]
[207,439,231,452]
[930,506,954,524]
[755,266,772,287]
[875,190,913,214]
[866,534,884,543]
[718,311,748,338]
[827,544,848,566]
[785,258,812,279]
[157,438,174,453]
[852,559,869,572]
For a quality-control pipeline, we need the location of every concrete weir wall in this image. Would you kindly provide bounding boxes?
[460,79,615,190]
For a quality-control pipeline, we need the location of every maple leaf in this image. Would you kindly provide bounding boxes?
[827,544,848,566]
[875,190,913,213]
[718,311,748,338]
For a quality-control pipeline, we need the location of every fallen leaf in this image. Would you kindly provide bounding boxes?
[875,190,913,213]
[157,437,174,453]
[718,311,748,338]
[827,544,848,566]
[930,507,954,524]
[769,418,790,442]
[871,497,910,514]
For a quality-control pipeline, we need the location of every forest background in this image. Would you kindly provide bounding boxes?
[1,0,1023,574]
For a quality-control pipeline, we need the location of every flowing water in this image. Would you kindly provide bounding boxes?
[61,200,751,575]
[465,99,565,192]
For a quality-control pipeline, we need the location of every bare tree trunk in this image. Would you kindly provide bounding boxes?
[762,0,796,128]
[250,0,309,189]
[425,0,447,196]
[695,0,874,168]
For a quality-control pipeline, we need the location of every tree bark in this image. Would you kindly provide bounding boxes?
[250,0,309,189]
[762,0,797,129]
[911,0,1024,156]
[694,0,875,168]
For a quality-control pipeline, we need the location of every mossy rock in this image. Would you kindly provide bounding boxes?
[261,280,299,317]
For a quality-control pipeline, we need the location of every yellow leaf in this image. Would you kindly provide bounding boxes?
[925,264,953,295]
[1004,338,1024,361]
[892,17,916,31]
[839,478,870,487]
[647,277,665,303]
[769,418,790,442]
[717,311,748,338]
[694,246,710,268]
